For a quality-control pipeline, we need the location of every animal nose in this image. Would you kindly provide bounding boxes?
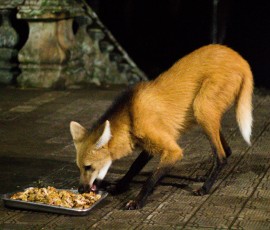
[78,184,90,194]
[78,184,85,194]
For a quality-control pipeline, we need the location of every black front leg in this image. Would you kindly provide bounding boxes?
[125,166,170,210]
[110,150,152,194]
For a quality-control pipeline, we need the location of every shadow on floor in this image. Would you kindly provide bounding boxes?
[0,156,69,195]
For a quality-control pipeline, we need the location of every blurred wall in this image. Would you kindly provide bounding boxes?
[90,0,270,88]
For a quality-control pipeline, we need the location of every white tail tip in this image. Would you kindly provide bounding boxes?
[238,110,252,146]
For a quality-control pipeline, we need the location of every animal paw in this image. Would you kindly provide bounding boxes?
[195,175,207,182]
[125,200,141,210]
[107,182,129,195]
[193,187,208,196]
[107,184,120,195]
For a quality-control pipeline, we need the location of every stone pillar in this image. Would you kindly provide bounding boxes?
[100,41,124,84]
[0,5,20,84]
[88,28,106,85]
[74,15,97,85]
[16,0,84,88]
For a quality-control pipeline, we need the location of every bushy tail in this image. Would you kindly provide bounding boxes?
[236,68,253,145]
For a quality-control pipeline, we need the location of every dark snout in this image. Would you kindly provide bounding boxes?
[78,184,90,194]
[78,179,103,194]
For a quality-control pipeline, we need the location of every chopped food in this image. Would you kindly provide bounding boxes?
[10,186,101,209]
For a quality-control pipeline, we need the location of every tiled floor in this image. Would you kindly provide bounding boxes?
[1,86,270,229]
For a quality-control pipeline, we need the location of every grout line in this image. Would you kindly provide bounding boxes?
[182,98,270,228]
[228,121,270,228]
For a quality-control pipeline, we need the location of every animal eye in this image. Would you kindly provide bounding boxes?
[84,165,92,171]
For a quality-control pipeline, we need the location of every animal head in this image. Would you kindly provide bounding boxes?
[70,120,112,193]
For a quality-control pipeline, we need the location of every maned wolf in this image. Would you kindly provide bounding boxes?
[70,44,253,210]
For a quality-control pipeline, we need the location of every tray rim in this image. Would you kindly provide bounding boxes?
[2,188,108,216]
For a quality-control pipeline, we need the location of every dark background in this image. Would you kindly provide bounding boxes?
[89,0,270,89]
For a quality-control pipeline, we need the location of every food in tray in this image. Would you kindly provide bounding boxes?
[10,186,101,209]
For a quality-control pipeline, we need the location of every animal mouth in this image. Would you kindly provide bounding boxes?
[90,179,102,192]
[90,183,97,192]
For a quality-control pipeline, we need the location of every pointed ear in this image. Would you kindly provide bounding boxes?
[95,120,112,149]
[70,121,88,142]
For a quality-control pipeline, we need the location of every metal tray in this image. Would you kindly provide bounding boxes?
[2,189,108,216]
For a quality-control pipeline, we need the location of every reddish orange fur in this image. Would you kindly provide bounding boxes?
[103,44,253,165]
[71,44,253,190]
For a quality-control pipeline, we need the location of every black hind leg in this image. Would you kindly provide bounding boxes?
[197,131,231,183]
[194,145,227,196]
[220,131,232,158]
